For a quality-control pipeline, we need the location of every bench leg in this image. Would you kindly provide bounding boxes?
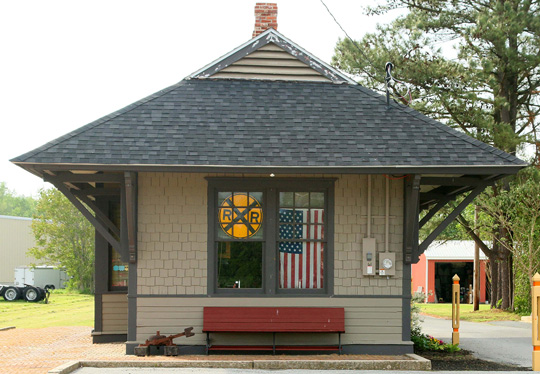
[338,332,342,355]
[273,332,276,355]
[206,332,210,355]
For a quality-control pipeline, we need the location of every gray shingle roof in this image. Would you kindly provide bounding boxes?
[12,79,526,170]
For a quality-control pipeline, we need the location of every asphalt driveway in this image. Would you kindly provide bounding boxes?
[420,315,532,368]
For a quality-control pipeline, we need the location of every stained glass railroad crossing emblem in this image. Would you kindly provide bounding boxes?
[219,193,263,238]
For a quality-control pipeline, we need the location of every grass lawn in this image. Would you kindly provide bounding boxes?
[418,303,521,322]
[0,291,93,328]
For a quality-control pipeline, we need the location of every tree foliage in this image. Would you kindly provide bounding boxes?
[333,0,540,159]
[0,182,36,217]
[29,188,94,292]
[479,167,540,313]
[332,0,540,310]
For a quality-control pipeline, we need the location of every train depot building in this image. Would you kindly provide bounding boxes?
[12,4,525,355]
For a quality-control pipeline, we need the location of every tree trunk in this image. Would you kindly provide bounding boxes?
[490,255,498,309]
[509,254,514,311]
[497,260,503,306]
[500,251,510,310]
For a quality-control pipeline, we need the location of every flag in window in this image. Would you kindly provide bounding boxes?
[279,208,324,289]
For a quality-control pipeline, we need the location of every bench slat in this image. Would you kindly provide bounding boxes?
[204,307,343,319]
[203,307,345,333]
[204,323,344,332]
[209,345,339,351]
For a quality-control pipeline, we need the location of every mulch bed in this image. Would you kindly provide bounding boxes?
[417,349,531,371]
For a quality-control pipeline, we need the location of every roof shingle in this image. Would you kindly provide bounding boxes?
[12,79,526,169]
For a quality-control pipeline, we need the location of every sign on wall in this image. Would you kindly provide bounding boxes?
[219,193,263,239]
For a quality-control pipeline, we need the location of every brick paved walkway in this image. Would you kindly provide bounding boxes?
[0,327,410,374]
[0,327,121,374]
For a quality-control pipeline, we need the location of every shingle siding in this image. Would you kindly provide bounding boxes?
[137,172,403,296]
[137,172,208,295]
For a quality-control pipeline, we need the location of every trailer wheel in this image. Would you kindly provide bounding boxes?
[24,286,40,302]
[3,287,21,301]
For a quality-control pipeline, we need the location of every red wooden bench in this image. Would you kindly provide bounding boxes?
[202,307,345,355]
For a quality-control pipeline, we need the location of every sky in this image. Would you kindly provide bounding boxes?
[1,0,404,197]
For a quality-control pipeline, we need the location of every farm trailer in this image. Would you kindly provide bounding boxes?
[0,284,48,302]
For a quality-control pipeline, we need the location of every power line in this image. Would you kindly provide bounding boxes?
[319,0,380,81]
[319,0,412,105]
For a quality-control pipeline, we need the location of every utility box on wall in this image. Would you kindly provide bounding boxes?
[379,252,396,276]
[362,238,377,276]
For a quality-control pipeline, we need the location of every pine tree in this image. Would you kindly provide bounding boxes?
[332,0,540,309]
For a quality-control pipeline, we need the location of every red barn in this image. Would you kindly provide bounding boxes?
[412,241,488,303]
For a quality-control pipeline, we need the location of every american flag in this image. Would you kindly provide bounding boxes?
[279,208,324,289]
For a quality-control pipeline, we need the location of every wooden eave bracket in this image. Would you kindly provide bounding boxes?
[43,172,128,262]
[406,175,495,264]
[415,182,492,263]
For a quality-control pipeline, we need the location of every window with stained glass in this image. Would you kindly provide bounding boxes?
[216,192,263,289]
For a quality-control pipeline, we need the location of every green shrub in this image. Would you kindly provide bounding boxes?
[513,272,532,315]
[514,293,531,316]
[412,330,460,352]
[411,291,459,353]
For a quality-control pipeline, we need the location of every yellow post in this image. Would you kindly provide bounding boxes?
[452,274,460,345]
[533,273,540,371]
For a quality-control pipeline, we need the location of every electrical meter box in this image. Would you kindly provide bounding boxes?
[362,237,376,276]
[378,252,396,276]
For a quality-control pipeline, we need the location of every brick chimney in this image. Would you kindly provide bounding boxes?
[252,3,278,38]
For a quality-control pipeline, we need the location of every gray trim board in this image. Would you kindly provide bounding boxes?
[266,185,277,295]
[126,173,138,354]
[126,342,138,355]
[124,172,137,263]
[139,344,413,356]
[45,172,124,184]
[120,183,129,263]
[403,175,420,264]
[94,293,103,333]
[402,263,412,343]
[421,176,496,186]
[134,293,407,298]
[17,163,525,177]
[92,333,127,344]
[402,179,413,343]
[342,343,414,355]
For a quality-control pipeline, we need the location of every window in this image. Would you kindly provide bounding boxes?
[216,192,264,290]
[108,201,128,291]
[207,178,334,295]
[278,192,325,290]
